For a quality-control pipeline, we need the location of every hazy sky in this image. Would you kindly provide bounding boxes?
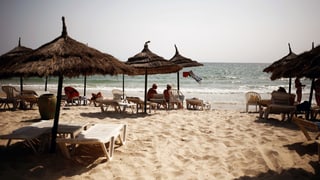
[1,0,320,63]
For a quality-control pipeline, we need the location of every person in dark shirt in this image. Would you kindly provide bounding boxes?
[147,83,158,101]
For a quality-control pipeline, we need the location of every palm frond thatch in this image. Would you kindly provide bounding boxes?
[0,38,33,76]
[9,17,135,79]
[270,44,320,80]
[2,16,137,153]
[263,43,297,74]
[169,44,203,68]
[126,41,182,75]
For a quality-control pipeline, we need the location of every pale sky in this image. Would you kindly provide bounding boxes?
[1,0,320,63]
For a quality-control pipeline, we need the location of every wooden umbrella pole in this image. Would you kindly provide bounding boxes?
[50,75,63,153]
[20,76,23,92]
[177,71,180,91]
[122,74,125,99]
[45,76,48,91]
[84,75,87,97]
[144,69,147,113]
[288,77,292,94]
[306,78,315,120]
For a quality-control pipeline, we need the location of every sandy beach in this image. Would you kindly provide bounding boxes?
[0,104,319,179]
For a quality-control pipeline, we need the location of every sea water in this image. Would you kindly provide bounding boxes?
[0,63,315,111]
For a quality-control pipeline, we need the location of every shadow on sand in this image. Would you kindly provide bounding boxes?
[0,141,114,179]
[80,111,154,120]
[235,165,320,180]
[253,116,300,131]
[244,116,320,179]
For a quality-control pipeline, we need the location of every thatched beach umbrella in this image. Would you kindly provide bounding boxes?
[268,43,320,119]
[269,43,318,81]
[263,43,297,93]
[302,54,320,78]
[296,44,320,78]
[295,44,320,115]
[169,44,203,91]
[126,41,182,113]
[0,38,33,92]
[10,17,135,152]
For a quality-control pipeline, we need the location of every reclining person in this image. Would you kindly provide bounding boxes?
[90,92,103,107]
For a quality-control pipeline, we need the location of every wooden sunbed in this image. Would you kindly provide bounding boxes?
[293,117,320,162]
[126,97,157,113]
[292,117,320,141]
[186,98,211,110]
[20,90,39,109]
[261,92,296,121]
[149,94,167,109]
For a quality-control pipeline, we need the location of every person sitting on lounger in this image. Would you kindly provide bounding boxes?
[277,86,287,93]
[147,83,158,101]
[164,84,183,109]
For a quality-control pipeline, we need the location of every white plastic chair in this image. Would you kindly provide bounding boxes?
[245,91,261,112]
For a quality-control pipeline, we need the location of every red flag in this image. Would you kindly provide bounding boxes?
[183,71,190,77]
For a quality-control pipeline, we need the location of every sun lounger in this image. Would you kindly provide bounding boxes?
[171,89,185,103]
[20,90,38,109]
[126,96,157,113]
[64,86,87,105]
[149,94,167,109]
[97,98,121,112]
[112,89,126,101]
[292,116,320,141]
[186,98,211,110]
[0,121,87,153]
[97,98,134,113]
[56,123,126,160]
[260,92,296,121]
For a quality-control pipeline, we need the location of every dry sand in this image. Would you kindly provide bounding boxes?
[0,104,319,180]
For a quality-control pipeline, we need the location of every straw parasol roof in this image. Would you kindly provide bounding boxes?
[263,43,297,93]
[270,43,319,80]
[288,43,320,119]
[169,44,203,68]
[263,43,297,74]
[169,44,203,90]
[7,16,136,152]
[268,43,320,119]
[0,38,33,92]
[126,41,182,75]
[10,19,133,78]
[295,44,320,79]
[126,41,182,113]
[0,38,33,77]
[302,54,320,78]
